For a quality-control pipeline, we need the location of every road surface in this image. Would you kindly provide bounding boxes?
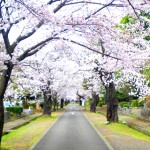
[32,103,110,150]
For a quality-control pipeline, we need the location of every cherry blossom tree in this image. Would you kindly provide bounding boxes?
[0,0,149,145]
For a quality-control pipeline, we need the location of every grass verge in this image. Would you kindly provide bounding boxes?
[83,111,150,142]
[1,111,63,150]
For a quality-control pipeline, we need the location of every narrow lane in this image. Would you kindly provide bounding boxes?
[32,103,110,150]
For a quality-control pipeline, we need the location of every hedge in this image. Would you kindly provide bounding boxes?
[6,106,23,116]
[119,101,129,108]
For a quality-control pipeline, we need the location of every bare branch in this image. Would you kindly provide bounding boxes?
[17,43,46,61]
[53,0,68,13]
[127,0,140,20]
[48,0,60,5]
[15,0,43,21]
[85,0,115,20]
[6,17,25,36]
[10,21,43,53]
[66,1,124,7]
[61,37,121,60]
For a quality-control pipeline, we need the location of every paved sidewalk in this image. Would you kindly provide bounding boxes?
[3,113,42,134]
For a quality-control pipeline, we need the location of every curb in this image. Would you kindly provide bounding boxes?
[29,111,65,150]
[82,112,114,150]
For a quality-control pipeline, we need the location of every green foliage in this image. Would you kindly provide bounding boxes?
[12,84,18,90]
[6,106,23,116]
[82,78,89,90]
[143,21,149,30]
[29,103,36,109]
[120,15,136,24]
[138,97,146,107]
[114,69,122,80]
[141,61,150,84]
[123,103,129,108]
[119,101,129,108]
[115,91,129,102]
[40,102,44,108]
[22,100,29,109]
[86,98,92,106]
[131,100,138,107]
[140,11,150,20]
[97,101,103,107]
[143,36,150,41]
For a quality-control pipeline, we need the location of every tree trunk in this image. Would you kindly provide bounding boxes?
[79,100,82,106]
[53,98,57,111]
[0,62,13,146]
[106,82,118,122]
[90,91,98,112]
[43,91,52,116]
[60,98,64,108]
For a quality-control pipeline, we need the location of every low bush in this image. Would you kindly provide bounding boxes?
[86,98,92,106]
[40,102,44,109]
[119,101,129,108]
[6,106,23,116]
[138,98,146,107]
[97,101,103,107]
[122,103,129,108]
[29,103,36,109]
[131,100,138,107]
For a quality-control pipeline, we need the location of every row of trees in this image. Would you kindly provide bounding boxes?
[0,0,150,146]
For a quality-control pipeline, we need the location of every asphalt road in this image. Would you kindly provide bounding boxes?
[32,103,110,150]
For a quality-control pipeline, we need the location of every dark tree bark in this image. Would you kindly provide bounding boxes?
[76,92,84,106]
[53,97,57,111]
[105,82,118,122]
[60,98,64,108]
[79,100,82,106]
[43,91,52,116]
[94,61,118,122]
[90,91,99,112]
[0,62,13,146]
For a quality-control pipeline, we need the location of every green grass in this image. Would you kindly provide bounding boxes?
[101,122,150,142]
[1,113,61,150]
[145,127,150,133]
[84,111,150,143]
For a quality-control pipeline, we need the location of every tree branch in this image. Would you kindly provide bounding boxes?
[10,21,43,53]
[61,37,121,60]
[85,0,115,20]
[127,0,140,20]
[17,43,46,61]
[6,17,25,36]
[53,0,68,13]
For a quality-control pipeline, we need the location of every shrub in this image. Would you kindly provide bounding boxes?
[131,100,138,107]
[122,103,129,108]
[40,102,44,109]
[97,101,103,107]
[119,101,129,108]
[86,98,92,106]
[29,102,36,109]
[22,100,29,109]
[6,106,23,116]
[138,97,146,107]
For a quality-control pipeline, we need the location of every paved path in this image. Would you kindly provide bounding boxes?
[32,103,110,150]
[4,113,42,133]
